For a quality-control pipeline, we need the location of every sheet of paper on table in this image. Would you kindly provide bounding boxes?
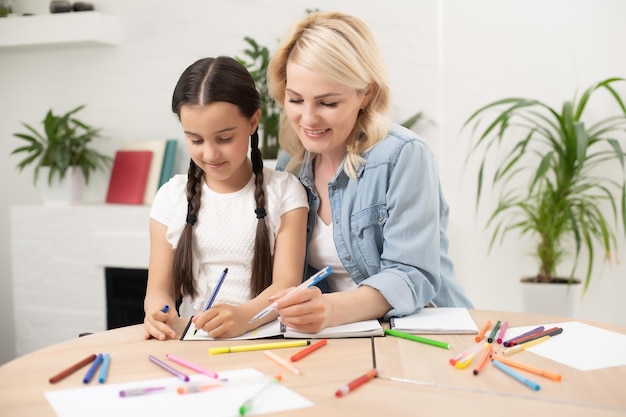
[45,368,312,417]
[504,321,626,371]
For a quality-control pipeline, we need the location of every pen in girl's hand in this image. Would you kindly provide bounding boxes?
[193,268,229,335]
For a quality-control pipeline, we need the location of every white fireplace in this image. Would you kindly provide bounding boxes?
[10,205,151,357]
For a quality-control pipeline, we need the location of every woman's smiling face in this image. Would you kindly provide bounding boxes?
[283,61,369,160]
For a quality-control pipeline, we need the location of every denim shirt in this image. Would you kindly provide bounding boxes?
[276,124,473,317]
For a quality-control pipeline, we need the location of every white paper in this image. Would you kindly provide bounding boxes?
[390,307,479,334]
[504,321,626,371]
[184,318,383,340]
[45,368,312,417]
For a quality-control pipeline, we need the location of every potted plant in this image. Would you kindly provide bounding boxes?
[463,77,626,315]
[11,104,112,204]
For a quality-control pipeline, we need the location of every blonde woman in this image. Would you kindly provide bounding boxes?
[267,11,473,333]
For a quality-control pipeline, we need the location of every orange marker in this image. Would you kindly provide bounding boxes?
[264,350,301,376]
[472,344,493,375]
[290,339,327,362]
[491,354,562,381]
[475,320,492,342]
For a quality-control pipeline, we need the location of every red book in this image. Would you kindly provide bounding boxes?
[106,150,153,204]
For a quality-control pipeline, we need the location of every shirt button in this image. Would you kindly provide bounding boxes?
[335,219,340,224]
[345,256,351,262]
[378,216,383,222]
[332,185,337,191]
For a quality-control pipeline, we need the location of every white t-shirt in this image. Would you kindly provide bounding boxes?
[150,168,308,316]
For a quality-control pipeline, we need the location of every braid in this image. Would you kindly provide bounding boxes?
[173,159,204,298]
[249,129,273,297]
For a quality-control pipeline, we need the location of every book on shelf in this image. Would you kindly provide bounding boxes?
[105,150,153,204]
[158,139,178,188]
[181,317,384,341]
[389,307,479,335]
[121,139,168,205]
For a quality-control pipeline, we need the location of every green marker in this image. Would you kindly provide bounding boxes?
[384,328,451,349]
[488,320,502,343]
[239,376,281,416]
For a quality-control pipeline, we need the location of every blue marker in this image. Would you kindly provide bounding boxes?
[161,305,170,313]
[202,268,229,312]
[249,266,332,323]
[83,353,104,384]
[492,359,540,391]
[98,353,110,383]
[193,268,229,335]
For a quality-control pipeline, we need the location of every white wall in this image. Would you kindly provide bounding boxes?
[1,0,624,363]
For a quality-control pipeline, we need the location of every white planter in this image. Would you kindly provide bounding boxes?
[520,279,582,318]
[12,0,50,15]
[36,166,85,205]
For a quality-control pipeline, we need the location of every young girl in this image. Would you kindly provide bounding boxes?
[143,56,308,340]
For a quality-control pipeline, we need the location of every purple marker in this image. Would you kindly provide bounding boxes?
[148,355,190,382]
[503,325,545,347]
[119,386,167,397]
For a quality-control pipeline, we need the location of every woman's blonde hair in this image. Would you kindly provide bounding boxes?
[268,11,391,178]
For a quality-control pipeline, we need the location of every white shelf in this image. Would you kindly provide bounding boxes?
[0,12,123,49]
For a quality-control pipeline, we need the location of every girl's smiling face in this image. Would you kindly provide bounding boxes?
[180,102,259,193]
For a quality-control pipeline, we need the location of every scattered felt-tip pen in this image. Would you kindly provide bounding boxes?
[209,340,310,355]
[492,359,541,391]
[290,339,327,362]
[49,353,97,384]
[335,369,378,397]
[385,329,451,350]
[83,353,104,384]
[239,375,282,416]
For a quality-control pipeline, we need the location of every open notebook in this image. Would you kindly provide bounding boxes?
[181,317,384,341]
[389,307,479,334]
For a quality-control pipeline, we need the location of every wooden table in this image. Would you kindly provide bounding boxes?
[1,310,624,416]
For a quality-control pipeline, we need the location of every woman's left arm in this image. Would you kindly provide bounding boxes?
[358,139,443,317]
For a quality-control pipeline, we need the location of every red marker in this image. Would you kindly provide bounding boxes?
[290,339,327,362]
[335,369,378,397]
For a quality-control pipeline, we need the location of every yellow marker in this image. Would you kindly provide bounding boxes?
[209,340,310,355]
[502,335,550,356]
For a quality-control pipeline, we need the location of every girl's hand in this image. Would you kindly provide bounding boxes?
[192,304,251,338]
[143,305,177,341]
[274,286,331,333]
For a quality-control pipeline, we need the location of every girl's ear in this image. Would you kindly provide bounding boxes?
[250,109,262,134]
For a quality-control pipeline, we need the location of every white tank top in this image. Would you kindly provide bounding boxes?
[307,215,357,292]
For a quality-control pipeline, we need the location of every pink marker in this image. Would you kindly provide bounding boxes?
[166,353,219,379]
[496,321,509,344]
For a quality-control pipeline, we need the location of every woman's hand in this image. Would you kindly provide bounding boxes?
[143,305,177,341]
[192,304,252,338]
[273,286,332,333]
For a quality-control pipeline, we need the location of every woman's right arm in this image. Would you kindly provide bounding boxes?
[143,219,178,340]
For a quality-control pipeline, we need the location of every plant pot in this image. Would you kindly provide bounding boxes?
[36,166,85,205]
[12,0,49,15]
[520,277,582,318]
